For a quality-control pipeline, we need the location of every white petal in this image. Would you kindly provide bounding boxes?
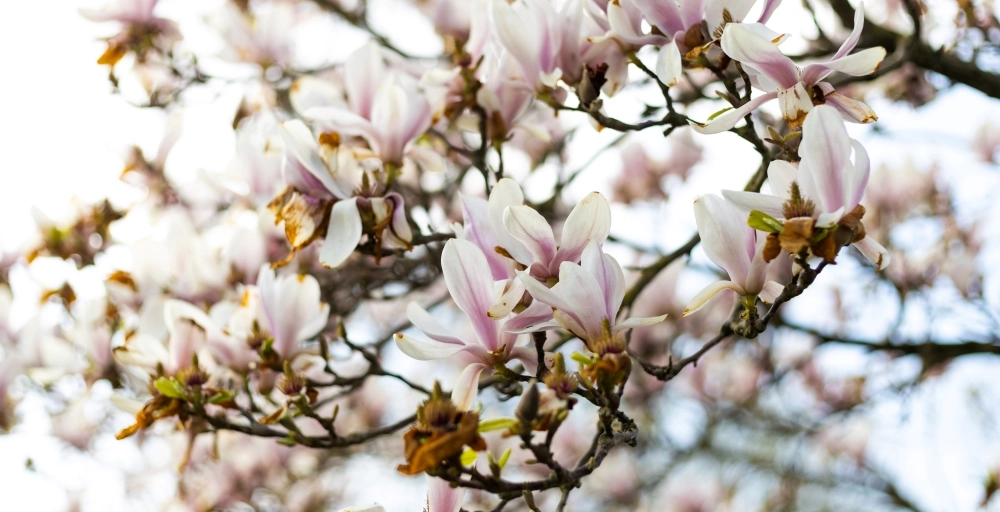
[759,280,784,303]
[427,476,464,512]
[503,205,557,265]
[777,82,814,129]
[613,314,668,331]
[488,179,534,264]
[488,278,525,319]
[394,333,465,360]
[721,190,786,219]
[320,198,363,268]
[442,239,501,351]
[451,363,487,411]
[407,302,467,346]
[683,280,746,316]
[853,236,891,271]
[693,194,753,285]
[799,105,853,213]
[655,40,683,88]
[557,192,611,264]
[721,23,800,89]
[689,91,778,134]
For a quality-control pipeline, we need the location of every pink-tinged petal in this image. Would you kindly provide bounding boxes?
[756,0,784,23]
[383,192,413,248]
[508,346,540,374]
[581,240,625,318]
[320,198,362,269]
[706,0,756,29]
[680,0,704,29]
[296,301,330,346]
[517,271,572,313]
[164,300,210,372]
[503,205,558,265]
[491,0,541,83]
[345,41,385,119]
[406,145,446,173]
[801,47,886,85]
[406,302,467,346]
[833,1,866,60]
[635,0,684,35]
[502,299,556,333]
[819,86,878,124]
[442,239,501,351]
[489,179,534,265]
[721,190,787,219]
[655,39,683,87]
[689,90,778,134]
[552,309,590,340]
[683,280,746,316]
[798,105,853,214]
[766,160,798,199]
[451,363,488,410]
[693,194,753,285]
[255,267,328,358]
[721,23,800,89]
[556,192,612,265]
[853,236,891,271]
[461,195,513,280]
[778,82,814,129]
[607,0,665,46]
[845,139,870,210]
[279,120,343,199]
[394,333,466,360]
[428,476,465,512]
[759,280,784,303]
[613,314,668,331]
[552,262,610,339]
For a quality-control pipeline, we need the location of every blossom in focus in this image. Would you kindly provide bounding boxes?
[723,106,891,269]
[683,194,783,316]
[692,4,884,133]
[277,119,413,268]
[394,239,551,410]
[518,240,667,355]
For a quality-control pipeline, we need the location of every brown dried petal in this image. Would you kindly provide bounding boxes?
[397,412,486,476]
[763,233,782,262]
[778,217,815,254]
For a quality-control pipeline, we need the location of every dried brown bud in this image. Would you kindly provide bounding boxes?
[763,232,782,262]
[778,217,815,254]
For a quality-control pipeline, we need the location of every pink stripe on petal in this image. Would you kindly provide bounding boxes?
[442,239,501,351]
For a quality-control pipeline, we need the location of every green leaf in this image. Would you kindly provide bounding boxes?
[747,210,783,233]
[497,448,512,470]
[570,352,594,367]
[707,106,734,121]
[478,417,519,433]
[208,390,234,404]
[153,377,186,399]
[460,448,478,466]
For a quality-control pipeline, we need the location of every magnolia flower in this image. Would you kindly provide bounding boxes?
[693,4,884,133]
[113,299,220,375]
[684,194,783,316]
[722,106,891,269]
[303,43,443,172]
[491,0,563,89]
[394,239,551,410]
[498,180,612,281]
[80,0,180,66]
[600,0,781,89]
[257,265,329,359]
[279,119,413,268]
[518,241,667,354]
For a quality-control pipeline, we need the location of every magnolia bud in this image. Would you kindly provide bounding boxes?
[516,381,539,427]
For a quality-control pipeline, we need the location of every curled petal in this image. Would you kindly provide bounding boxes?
[407,302,466,346]
[383,192,414,248]
[689,91,778,134]
[853,236,891,270]
[394,333,465,360]
[683,280,746,316]
[451,363,488,411]
[320,198,362,269]
[613,314,668,332]
[802,47,886,85]
[721,190,787,219]
[721,23,799,89]
[502,299,556,334]
[461,194,513,280]
[489,278,525,319]
[489,179,534,264]
[280,120,347,199]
